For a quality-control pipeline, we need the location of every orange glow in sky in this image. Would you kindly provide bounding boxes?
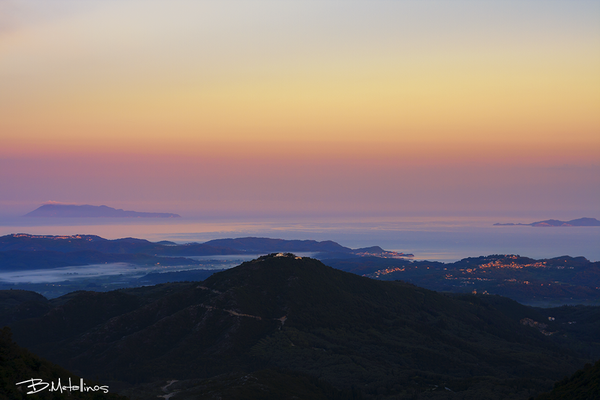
[1,1,599,217]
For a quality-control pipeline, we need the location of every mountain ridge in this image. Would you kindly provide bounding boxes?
[0,233,408,258]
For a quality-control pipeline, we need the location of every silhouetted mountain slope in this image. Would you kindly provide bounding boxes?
[5,254,596,399]
[126,368,357,400]
[24,204,180,218]
[536,359,600,400]
[0,290,51,328]
[0,327,125,399]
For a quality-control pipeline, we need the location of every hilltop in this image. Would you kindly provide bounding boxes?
[4,254,598,399]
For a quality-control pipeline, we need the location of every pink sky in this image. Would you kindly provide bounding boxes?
[1,1,599,218]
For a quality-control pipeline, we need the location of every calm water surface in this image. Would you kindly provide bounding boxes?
[1,216,598,263]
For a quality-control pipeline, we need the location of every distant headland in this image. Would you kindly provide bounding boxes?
[494,217,600,227]
[23,204,181,218]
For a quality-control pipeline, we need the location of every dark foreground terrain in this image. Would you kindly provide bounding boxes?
[0,326,126,399]
[2,254,599,399]
[536,358,600,400]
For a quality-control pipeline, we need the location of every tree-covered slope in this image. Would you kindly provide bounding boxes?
[5,255,596,399]
[536,359,600,400]
[0,326,125,400]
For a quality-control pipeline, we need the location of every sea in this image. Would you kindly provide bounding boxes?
[1,215,598,290]
[1,215,598,263]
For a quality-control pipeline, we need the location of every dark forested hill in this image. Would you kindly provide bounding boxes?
[4,254,598,399]
[536,359,600,400]
[0,326,125,399]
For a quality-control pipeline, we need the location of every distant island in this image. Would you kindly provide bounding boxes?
[494,217,600,227]
[23,204,181,218]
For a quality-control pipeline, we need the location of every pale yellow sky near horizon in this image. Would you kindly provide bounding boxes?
[1,1,599,216]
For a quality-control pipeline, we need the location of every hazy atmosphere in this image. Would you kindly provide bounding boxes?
[2,3,600,399]
[1,0,599,219]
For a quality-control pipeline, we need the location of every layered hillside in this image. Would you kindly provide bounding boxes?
[0,326,125,400]
[4,254,597,399]
[536,359,600,400]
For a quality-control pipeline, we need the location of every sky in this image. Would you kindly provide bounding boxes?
[1,0,599,219]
